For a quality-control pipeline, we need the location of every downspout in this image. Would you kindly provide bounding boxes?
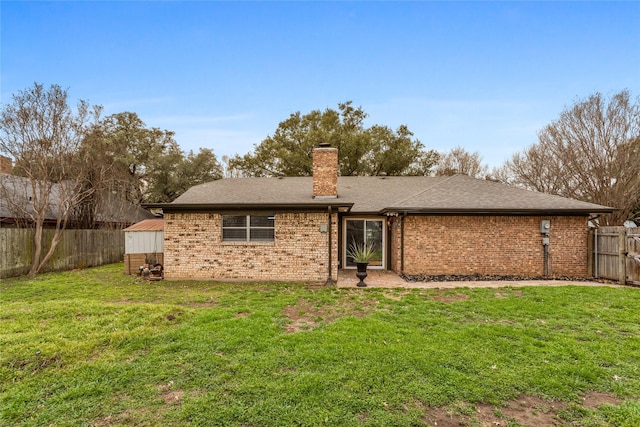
[324,206,334,286]
[543,239,550,277]
[540,219,551,277]
[400,211,406,274]
[594,228,599,279]
[590,214,600,279]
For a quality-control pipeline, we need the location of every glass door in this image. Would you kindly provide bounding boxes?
[344,219,384,268]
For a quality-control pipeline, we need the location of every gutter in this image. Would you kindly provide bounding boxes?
[144,202,354,213]
[380,207,616,216]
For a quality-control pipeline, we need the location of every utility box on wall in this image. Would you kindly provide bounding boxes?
[540,220,551,234]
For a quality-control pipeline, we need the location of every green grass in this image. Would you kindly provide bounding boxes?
[1,264,639,426]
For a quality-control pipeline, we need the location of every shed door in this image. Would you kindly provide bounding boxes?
[344,219,385,269]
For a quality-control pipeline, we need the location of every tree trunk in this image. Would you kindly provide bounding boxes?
[36,228,63,275]
[28,222,44,278]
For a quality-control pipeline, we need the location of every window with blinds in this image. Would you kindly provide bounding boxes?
[222,215,275,242]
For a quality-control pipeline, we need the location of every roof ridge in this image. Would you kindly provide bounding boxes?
[390,174,459,208]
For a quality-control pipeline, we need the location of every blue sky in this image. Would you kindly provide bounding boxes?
[2,1,639,168]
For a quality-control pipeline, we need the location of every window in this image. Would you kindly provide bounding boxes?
[222,215,275,242]
[344,218,384,268]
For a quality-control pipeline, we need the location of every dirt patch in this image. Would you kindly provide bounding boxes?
[481,395,564,426]
[162,389,184,405]
[423,392,622,427]
[92,386,193,426]
[280,296,377,333]
[424,406,466,427]
[280,299,337,333]
[430,293,468,304]
[157,381,185,406]
[8,354,62,374]
[425,396,563,427]
[357,412,370,422]
[91,408,152,427]
[235,311,250,317]
[91,413,119,427]
[581,391,621,408]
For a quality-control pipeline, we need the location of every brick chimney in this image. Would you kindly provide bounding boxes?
[0,156,12,174]
[312,143,338,198]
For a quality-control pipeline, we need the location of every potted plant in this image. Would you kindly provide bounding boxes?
[346,239,376,287]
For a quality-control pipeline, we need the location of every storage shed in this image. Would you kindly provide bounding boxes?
[123,219,164,275]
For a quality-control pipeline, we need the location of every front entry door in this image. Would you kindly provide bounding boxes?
[344,219,385,268]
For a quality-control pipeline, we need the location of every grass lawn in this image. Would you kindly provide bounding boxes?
[1,264,639,427]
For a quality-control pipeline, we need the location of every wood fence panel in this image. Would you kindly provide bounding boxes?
[593,227,623,281]
[591,226,640,285]
[0,228,124,278]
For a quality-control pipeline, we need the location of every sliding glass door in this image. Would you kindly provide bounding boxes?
[344,219,384,268]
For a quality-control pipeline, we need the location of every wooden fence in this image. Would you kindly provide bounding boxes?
[0,228,124,278]
[590,226,640,286]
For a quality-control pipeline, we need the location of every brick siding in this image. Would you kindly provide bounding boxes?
[312,147,338,198]
[163,212,338,281]
[396,215,588,277]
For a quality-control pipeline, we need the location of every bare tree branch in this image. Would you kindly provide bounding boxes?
[0,83,101,277]
[499,90,640,225]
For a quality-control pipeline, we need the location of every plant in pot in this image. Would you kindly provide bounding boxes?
[346,239,376,287]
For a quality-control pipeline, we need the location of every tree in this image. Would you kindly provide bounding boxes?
[86,112,222,204]
[97,112,180,203]
[145,148,222,203]
[435,146,489,178]
[227,101,438,177]
[498,90,640,226]
[0,83,101,276]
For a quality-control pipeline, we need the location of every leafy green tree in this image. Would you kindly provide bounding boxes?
[145,148,222,203]
[228,101,438,177]
[98,112,180,203]
[83,112,222,204]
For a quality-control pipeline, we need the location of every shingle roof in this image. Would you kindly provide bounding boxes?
[0,174,155,224]
[160,174,614,215]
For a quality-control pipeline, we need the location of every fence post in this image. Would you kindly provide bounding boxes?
[619,228,627,285]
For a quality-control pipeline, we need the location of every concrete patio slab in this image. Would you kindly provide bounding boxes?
[336,269,622,289]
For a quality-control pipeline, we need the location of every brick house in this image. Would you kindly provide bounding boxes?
[146,145,613,282]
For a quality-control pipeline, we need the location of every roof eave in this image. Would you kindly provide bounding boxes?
[143,202,354,212]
